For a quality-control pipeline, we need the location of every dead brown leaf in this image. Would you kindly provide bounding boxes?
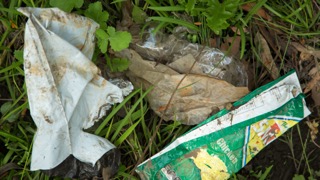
[207,35,241,59]
[312,83,320,106]
[291,42,320,61]
[117,0,133,31]
[209,38,218,48]
[230,26,249,35]
[241,2,272,21]
[220,36,241,58]
[306,120,319,141]
[303,69,320,93]
[309,67,319,76]
[254,32,280,80]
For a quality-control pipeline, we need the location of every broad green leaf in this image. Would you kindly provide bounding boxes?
[84,2,109,29]
[107,27,132,51]
[107,26,116,37]
[132,5,148,24]
[185,0,196,13]
[293,174,305,180]
[14,50,23,62]
[1,102,12,114]
[95,29,109,53]
[49,0,83,12]
[203,0,239,34]
[7,112,19,123]
[177,0,186,5]
[109,58,130,72]
[206,15,230,34]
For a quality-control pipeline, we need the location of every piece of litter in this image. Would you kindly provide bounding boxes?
[136,70,310,180]
[18,7,133,178]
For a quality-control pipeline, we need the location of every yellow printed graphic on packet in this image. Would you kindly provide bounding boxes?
[191,149,230,180]
[246,132,264,162]
[273,119,298,132]
[246,118,299,162]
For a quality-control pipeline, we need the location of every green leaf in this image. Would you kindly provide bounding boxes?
[258,165,273,180]
[203,0,240,34]
[149,16,199,31]
[49,0,83,12]
[293,175,306,180]
[132,5,148,24]
[112,0,127,4]
[107,26,116,37]
[239,25,246,59]
[95,29,109,53]
[7,112,19,123]
[1,102,19,123]
[185,0,196,13]
[0,131,26,144]
[95,89,141,135]
[1,102,12,114]
[108,58,130,72]
[177,0,186,5]
[107,27,132,51]
[84,2,109,29]
[110,88,152,142]
[148,6,185,11]
[14,50,23,62]
[236,174,247,180]
[114,118,142,146]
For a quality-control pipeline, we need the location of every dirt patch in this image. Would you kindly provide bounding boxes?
[50,62,67,85]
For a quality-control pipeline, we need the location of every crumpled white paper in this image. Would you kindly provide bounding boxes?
[18,7,133,170]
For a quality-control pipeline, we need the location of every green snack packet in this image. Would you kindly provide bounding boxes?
[136,70,311,180]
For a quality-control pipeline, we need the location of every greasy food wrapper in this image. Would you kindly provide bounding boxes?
[118,49,249,125]
[136,70,310,180]
[18,7,133,176]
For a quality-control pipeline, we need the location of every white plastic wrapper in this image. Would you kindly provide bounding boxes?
[18,7,133,171]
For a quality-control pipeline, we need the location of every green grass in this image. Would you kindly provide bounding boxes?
[1,0,320,179]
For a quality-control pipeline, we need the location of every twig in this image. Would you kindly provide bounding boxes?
[312,138,320,149]
[131,45,206,175]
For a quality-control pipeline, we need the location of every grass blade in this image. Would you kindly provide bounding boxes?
[110,87,153,142]
[148,6,185,11]
[114,117,142,146]
[95,88,141,135]
[149,16,199,31]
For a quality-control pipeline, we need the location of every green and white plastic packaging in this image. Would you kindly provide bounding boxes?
[136,70,310,180]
